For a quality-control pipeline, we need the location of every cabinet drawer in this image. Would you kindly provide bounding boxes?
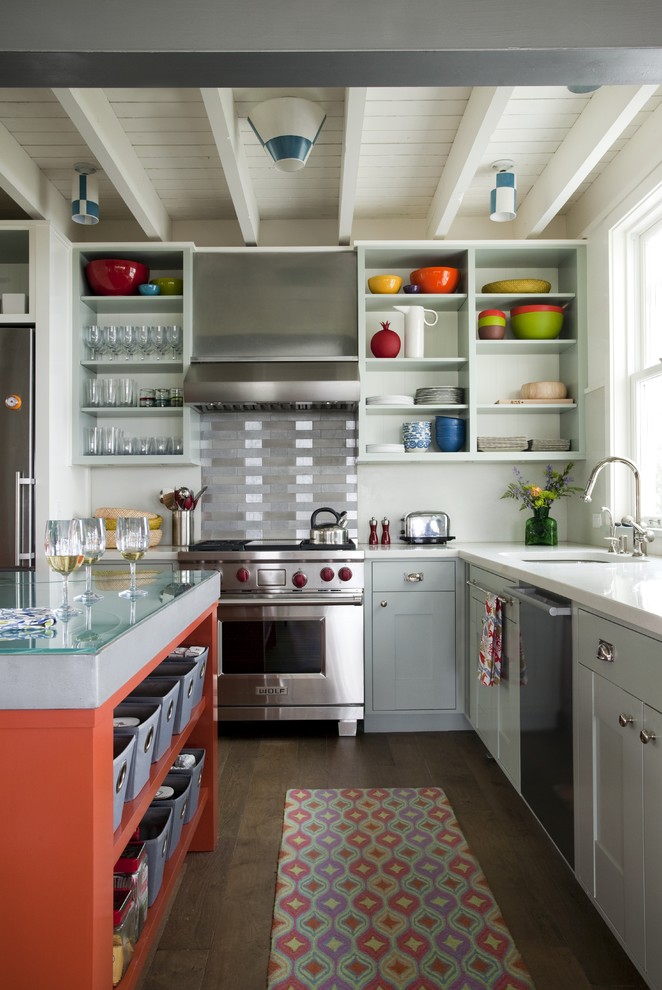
[372,560,455,592]
[577,608,662,710]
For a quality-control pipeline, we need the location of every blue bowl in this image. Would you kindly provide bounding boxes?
[436,434,465,452]
[138,283,161,296]
[403,284,421,294]
[435,415,464,429]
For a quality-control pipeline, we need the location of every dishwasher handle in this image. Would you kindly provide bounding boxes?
[509,586,572,616]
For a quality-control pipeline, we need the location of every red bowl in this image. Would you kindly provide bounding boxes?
[85,258,150,296]
[409,266,460,294]
[510,304,565,316]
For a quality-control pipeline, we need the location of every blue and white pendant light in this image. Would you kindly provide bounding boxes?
[248,97,326,172]
[490,159,516,222]
[72,163,100,225]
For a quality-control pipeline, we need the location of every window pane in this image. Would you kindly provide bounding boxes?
[641,223,662,368]
[635,372,662,517]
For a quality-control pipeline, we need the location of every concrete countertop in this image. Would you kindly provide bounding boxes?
[363,541,662,640]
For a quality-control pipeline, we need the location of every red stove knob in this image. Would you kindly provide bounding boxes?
[292,570,308,589]
[338,566,353,582]
[320,567,335,582]
[236,567,250,583]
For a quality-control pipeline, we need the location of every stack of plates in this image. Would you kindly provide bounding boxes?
[414,386,464,405]
[366,443,406,454]
[366,394,414,406]
[529,438,571,451]
[477,436,529,451]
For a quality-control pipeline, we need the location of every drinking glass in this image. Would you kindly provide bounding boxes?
[135,325,151,360]
[103,325,121,361]
[150,325,167,360]
[74,517,106,604]
[84,324,103,360]
[115,516,150,599]
[118,325,137,360]
[44,519,84,618]
[165,324,182,358]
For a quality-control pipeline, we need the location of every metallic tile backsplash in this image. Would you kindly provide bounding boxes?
[199,411,358,540]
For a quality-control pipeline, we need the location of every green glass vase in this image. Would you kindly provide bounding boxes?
[525,506,558,546]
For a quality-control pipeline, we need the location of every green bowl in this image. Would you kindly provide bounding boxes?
[510,311,563,339]
[150,277,183,295]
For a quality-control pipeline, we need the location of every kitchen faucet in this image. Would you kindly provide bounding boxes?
[582,456,655,556]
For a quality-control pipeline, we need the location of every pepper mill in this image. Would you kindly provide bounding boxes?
[368,517,379,546]
[381,517,391,546]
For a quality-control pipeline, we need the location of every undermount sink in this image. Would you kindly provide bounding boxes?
[500,549,648,564]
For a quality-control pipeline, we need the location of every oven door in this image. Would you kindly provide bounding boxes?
[217,595,364,719]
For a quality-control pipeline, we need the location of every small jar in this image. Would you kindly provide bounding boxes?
[169,387,184,407]
[112,887,137,986]
[115,842,149,939]
[139,387,155,408]
[155,388,170,408]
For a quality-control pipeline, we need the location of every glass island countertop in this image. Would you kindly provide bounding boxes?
[0,565,220,710]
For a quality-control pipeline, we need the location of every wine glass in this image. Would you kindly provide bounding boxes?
[115,516,150,599]
[103,325,121,361]
[74,517,106,604]
[118,324,137,360]
[149,325,167,360]
[165,324,182,358]
[135,325,151,360]
[84,324,103,360]
[44,519,84,618]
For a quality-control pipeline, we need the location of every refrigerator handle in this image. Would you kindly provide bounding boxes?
[15,472,35,567]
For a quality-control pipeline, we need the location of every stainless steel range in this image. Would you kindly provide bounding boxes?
[177,539,364,735]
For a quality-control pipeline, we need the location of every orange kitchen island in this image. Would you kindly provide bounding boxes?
[0,565,220,990]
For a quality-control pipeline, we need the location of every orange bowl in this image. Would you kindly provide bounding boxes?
[409,266,460,294]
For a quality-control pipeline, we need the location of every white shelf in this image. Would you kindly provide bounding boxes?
[81,358,182,372]
[81,295,183,314]
[477,403,577,413]
[365,292,468,312]
[80,406,183,417]
[366,404,468,415]
[475,339,577,354]
[365,357,468,371]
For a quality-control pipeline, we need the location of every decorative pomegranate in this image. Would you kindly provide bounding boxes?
[370,320,401,358]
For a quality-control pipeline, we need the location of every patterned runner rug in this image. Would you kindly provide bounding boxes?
[267,787,535,990]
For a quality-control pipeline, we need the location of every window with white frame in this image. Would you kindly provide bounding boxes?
[613,191,662,524]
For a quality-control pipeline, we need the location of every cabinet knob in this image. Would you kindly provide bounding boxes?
[640,728,657,745]
[596,639,615,663]
[618,713,635,727]
[404,572,424,583]
[380,600,388,608]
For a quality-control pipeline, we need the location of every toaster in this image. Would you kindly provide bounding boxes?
[400,511,454,544]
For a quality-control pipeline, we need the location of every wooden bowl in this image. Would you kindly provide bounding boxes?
[478,324,506,340]
[520,380,568,400]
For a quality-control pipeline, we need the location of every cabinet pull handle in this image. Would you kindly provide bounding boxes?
[596,639,615,663]
[404,572,424,583]
[380,600,388,608]
[640,728,657,744]
[618,713,635,727]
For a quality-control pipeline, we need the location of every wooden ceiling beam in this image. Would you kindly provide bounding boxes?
[53,87,172,241]
[515,84,659,237]
[338,87,367,245]
[0,120,71,231]
[426,86,514,238]
[200,88,260,246]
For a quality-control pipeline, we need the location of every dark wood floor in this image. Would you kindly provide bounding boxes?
[139,725,647,990]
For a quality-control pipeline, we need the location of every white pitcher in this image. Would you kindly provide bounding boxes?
[393,305,438,358]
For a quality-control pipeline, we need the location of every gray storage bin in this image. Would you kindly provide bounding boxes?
[163,646,208,708]
[124,678,180,761]
[136,806,173,906]
[112,733,136,832]
[113,703,160,800]
[151,772,192,858]
[146,671,195,735]
[170,747,206,823]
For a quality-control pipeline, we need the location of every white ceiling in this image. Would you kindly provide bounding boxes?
[0,84,660,244]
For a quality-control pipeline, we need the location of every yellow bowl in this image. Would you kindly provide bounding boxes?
[482,278,551,294]
[150,277,183,295]
[367,274,402,294]
[94,509,162,531]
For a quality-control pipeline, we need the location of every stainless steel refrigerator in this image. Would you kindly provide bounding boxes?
[0,325,35,569]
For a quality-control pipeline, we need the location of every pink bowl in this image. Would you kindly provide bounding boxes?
[409,266,460,294]
[85,258,150,296]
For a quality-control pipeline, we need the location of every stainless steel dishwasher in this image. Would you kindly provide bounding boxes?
[510,586,574,867]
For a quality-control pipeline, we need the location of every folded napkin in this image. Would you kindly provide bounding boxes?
[478,594,502,686]
[0,608,57,641]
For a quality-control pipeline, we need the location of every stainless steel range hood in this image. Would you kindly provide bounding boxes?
[183,360,360,411]
[186,248,359,411]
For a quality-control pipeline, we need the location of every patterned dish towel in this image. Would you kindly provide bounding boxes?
[479,594,502,686]
[0,608,57,641]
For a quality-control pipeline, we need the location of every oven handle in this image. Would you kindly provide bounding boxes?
[219,593,364,606]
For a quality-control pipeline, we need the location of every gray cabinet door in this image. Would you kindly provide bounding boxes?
[372,591,455,711]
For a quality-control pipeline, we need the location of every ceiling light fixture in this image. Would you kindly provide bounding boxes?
[247,97,326,173]
[567,85,602,94]
[490,159,516,222]
[72,163,99,225]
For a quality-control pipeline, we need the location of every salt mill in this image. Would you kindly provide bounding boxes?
[368,517,379,546]
[381,517,391,546]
